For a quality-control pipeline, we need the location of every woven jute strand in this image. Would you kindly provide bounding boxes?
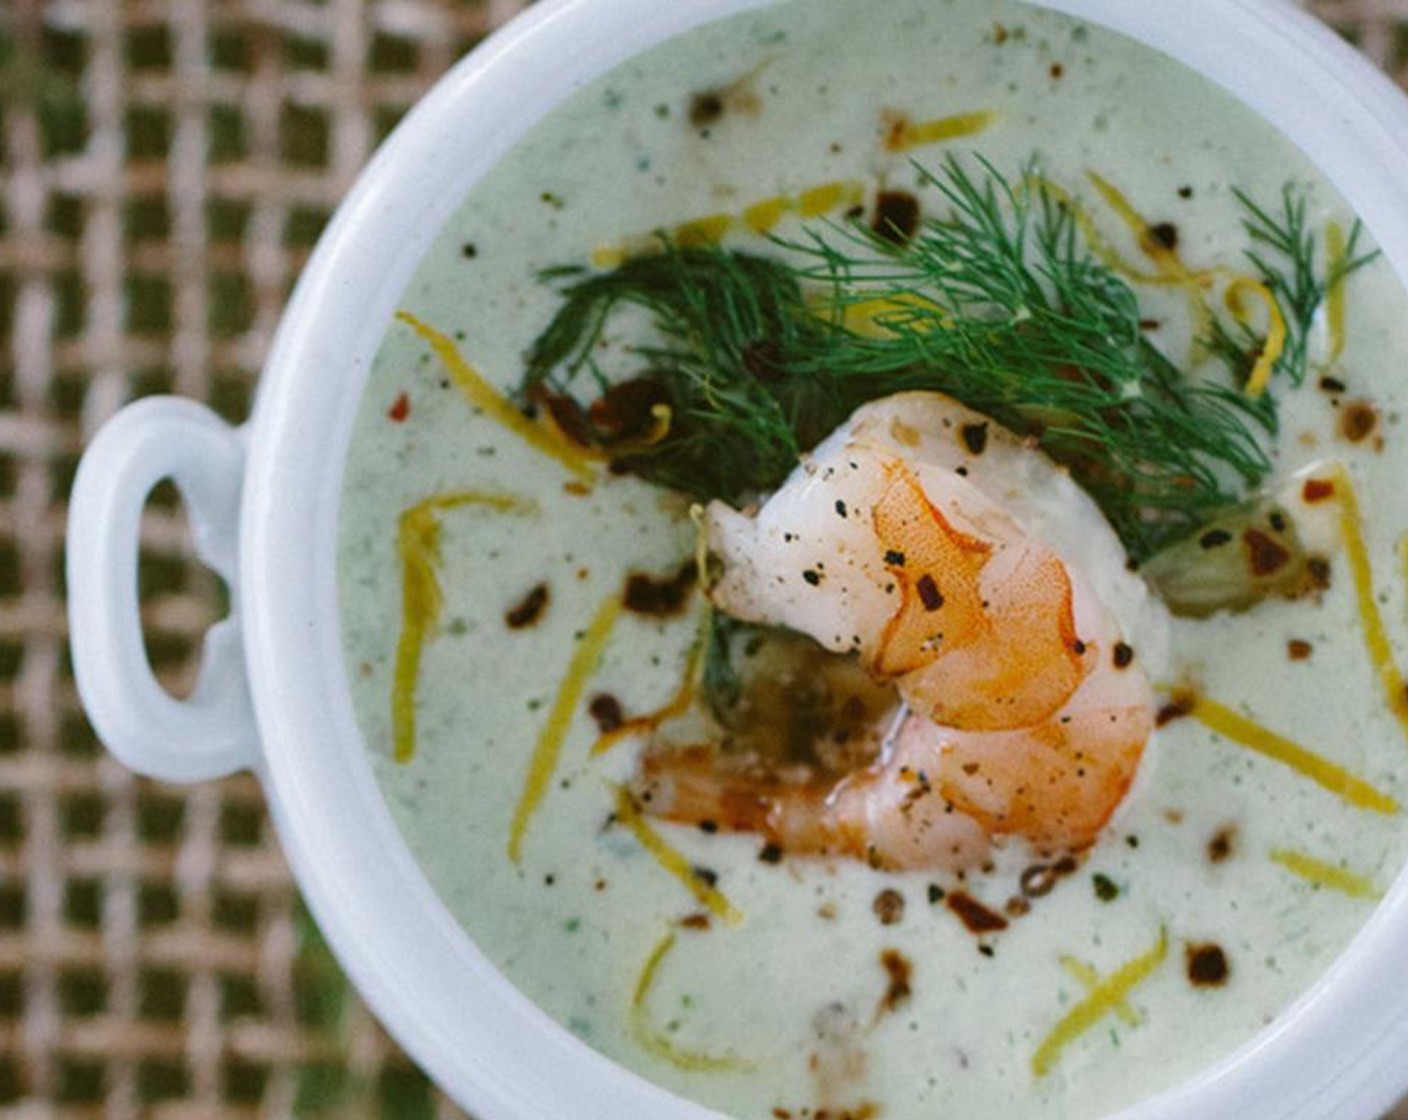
[0,0,1406,1117]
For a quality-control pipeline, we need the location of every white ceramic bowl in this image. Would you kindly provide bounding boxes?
[65,2,1408,1117]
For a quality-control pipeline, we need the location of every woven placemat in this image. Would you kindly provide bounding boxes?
[0,0,1404,1117]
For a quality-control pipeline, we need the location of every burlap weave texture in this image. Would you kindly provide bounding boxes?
[0,0,1404,1117]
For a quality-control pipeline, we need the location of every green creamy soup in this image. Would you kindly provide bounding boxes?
[338,1,1408,1117]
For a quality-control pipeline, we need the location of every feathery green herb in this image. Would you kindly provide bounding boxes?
[1203,185,1375,388]
[521,158,1361,562]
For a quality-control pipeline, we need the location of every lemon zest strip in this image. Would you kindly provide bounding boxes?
[1330,465,1408,747]
[1269,848,1382,900]
[1223,276,1287,398]
[392,491,533,764]
[797,180,863,217]
[1058,957,1140,1026]
[592,612,708,756]
[1326,220,1348,367]
[396,310,596,483]
[507,594,623,863]
[594,180,866,262]
[675,214,735,248]
[1032,929,1167,1077]
[742,195,794,234]
[1188,695,1398,815]
[835,292,951,338]
[1025,176,1179,287]
[614,786,743,925]
[889,109,1000,151]
[630,932,754,1072]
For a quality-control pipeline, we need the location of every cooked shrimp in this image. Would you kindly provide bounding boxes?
[634,392,1160,869]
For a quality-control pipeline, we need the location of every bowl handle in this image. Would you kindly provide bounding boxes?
[67,396,260,781]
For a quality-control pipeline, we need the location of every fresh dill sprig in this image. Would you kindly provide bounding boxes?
[1218,185,1376,386]
[520,158,1362,562]
[523,250,815,498]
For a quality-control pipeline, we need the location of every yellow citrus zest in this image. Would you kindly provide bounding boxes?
[392,491,533,764]
[1269,848,1382,900]
[742,195,793,234]
[888,109,999,151]
[1330,465,1408,747]
[675,213,735,248]
[1083,171,1219,341]
[594,179,865,262]
[507,594,623,863]
[1058,957,1141,1027]
[1032,929,1168,1077]
[614,786,743,925]
[797,180,863,217]
[1223,276,1287,397]
[1188,695,1398,815]
[592,612,709,756]
[630,931,753,1072]
[396,310,597,484]
[1326,220,1348,367]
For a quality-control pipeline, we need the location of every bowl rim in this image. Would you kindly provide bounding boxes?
[240,2,1408,1118]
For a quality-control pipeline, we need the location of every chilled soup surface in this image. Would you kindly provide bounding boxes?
[337,0,1408,1117]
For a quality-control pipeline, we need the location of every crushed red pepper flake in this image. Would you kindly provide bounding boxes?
[946,891,1008,934]
[1302,478,1336,504]
[387,391,410,422]
[1287,639,1313,661]
[505,582,551,629]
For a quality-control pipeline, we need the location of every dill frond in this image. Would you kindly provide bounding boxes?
[1229,185,1377,386]
[520,158,1366,563]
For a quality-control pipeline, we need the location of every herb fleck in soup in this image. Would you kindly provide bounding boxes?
[338,1,1408,1116]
